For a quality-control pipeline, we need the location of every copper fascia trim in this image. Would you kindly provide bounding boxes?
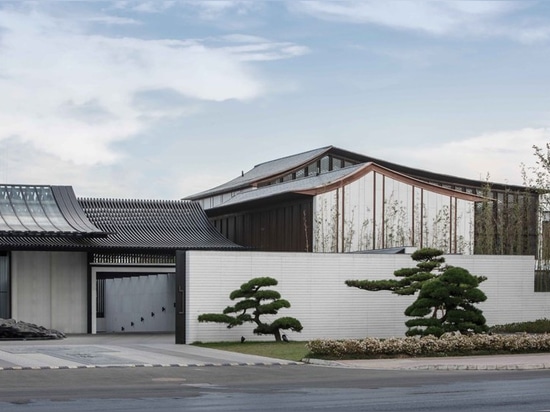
[295,162,485,202]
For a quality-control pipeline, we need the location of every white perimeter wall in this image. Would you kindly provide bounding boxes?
[11,251,88,334]
[186,251,549,343]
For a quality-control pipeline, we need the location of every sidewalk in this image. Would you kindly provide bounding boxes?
[0,334,300,371]
[1,334,550,372]
[306,352,550,371]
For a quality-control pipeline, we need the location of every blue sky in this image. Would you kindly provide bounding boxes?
[1,1,550,199]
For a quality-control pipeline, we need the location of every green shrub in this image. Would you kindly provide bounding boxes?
[489,319,550,334]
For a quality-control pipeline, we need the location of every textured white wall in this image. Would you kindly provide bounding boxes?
[186,251,548,343]
[11,251,88,333]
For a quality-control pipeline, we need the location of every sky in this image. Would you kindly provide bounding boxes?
[1,1,550,199]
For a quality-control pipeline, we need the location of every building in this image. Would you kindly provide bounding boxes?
[0,166,545,341]
[186,146,539,256]
[0,184,242,334]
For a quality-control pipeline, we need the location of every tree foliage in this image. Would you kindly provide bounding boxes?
[346,248,488,337]
[198,277,303,341]
[405,267,488,337]
[521,143,550,267]
[345,248,445,295]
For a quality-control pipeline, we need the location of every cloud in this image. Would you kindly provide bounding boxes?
[374,128,550,186]
[85,15,141,26]
[186,1,262,20]
[0,6,305,166]
[112,1,176,14]
[292,1,542,42]
[216,35,310,61]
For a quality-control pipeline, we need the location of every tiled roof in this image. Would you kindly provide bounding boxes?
[79,197,241,251]
[0,187,242,252]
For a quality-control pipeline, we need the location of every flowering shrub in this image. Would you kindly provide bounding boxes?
[306,333,550,359]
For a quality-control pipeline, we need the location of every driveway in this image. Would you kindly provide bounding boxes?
[0,333,300,371]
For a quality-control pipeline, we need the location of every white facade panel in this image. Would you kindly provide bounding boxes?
[11,251,87,334]
[50,252,88,333]
[186,251,546,343]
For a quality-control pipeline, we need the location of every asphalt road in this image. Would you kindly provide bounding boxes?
[1,364,550,411]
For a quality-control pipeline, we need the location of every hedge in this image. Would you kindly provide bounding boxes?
[306,333,550,359]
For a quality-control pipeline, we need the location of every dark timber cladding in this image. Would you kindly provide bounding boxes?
[208,194,313,252]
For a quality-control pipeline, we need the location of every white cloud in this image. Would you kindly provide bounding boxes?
[188,1,261,20]
[216,35,310,61]
[112,1,176,14]
[293,1,540,41]
[0,7,305,166]
[85,15,141,26]
[374,128,550,186]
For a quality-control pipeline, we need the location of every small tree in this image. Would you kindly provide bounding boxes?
[198,277,303,342]
[522,143,550,268]
[405,266,488,337]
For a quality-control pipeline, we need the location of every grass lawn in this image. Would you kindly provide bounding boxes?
[193,341,311,362]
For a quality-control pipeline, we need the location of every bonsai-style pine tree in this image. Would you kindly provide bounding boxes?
[405,266,488,337]
[198,277,303,342]
[346,248,488,337]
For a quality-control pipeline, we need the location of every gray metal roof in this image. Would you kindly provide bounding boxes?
[186,146,331,200]
[0,187,242,252]
[187,145,533,203]
[216,164,364,208]
[207,160,486,211]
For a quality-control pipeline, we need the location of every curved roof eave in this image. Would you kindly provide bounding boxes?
[295,163,486,202]
[184,146,333,200]
[207,162,485,213]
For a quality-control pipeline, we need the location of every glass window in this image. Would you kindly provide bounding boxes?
[320,156,330,173]
[307,162,318,176]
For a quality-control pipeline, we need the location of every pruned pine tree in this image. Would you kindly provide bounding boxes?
[346,248,488,337]
[405,267,488,337]
[198,277,303,342]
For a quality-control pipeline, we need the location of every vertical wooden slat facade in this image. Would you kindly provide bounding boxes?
[208,198,313,252]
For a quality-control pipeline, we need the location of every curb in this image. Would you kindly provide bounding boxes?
[409,363,550,371]
[0,361,302,372]
[302,358,550,371]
